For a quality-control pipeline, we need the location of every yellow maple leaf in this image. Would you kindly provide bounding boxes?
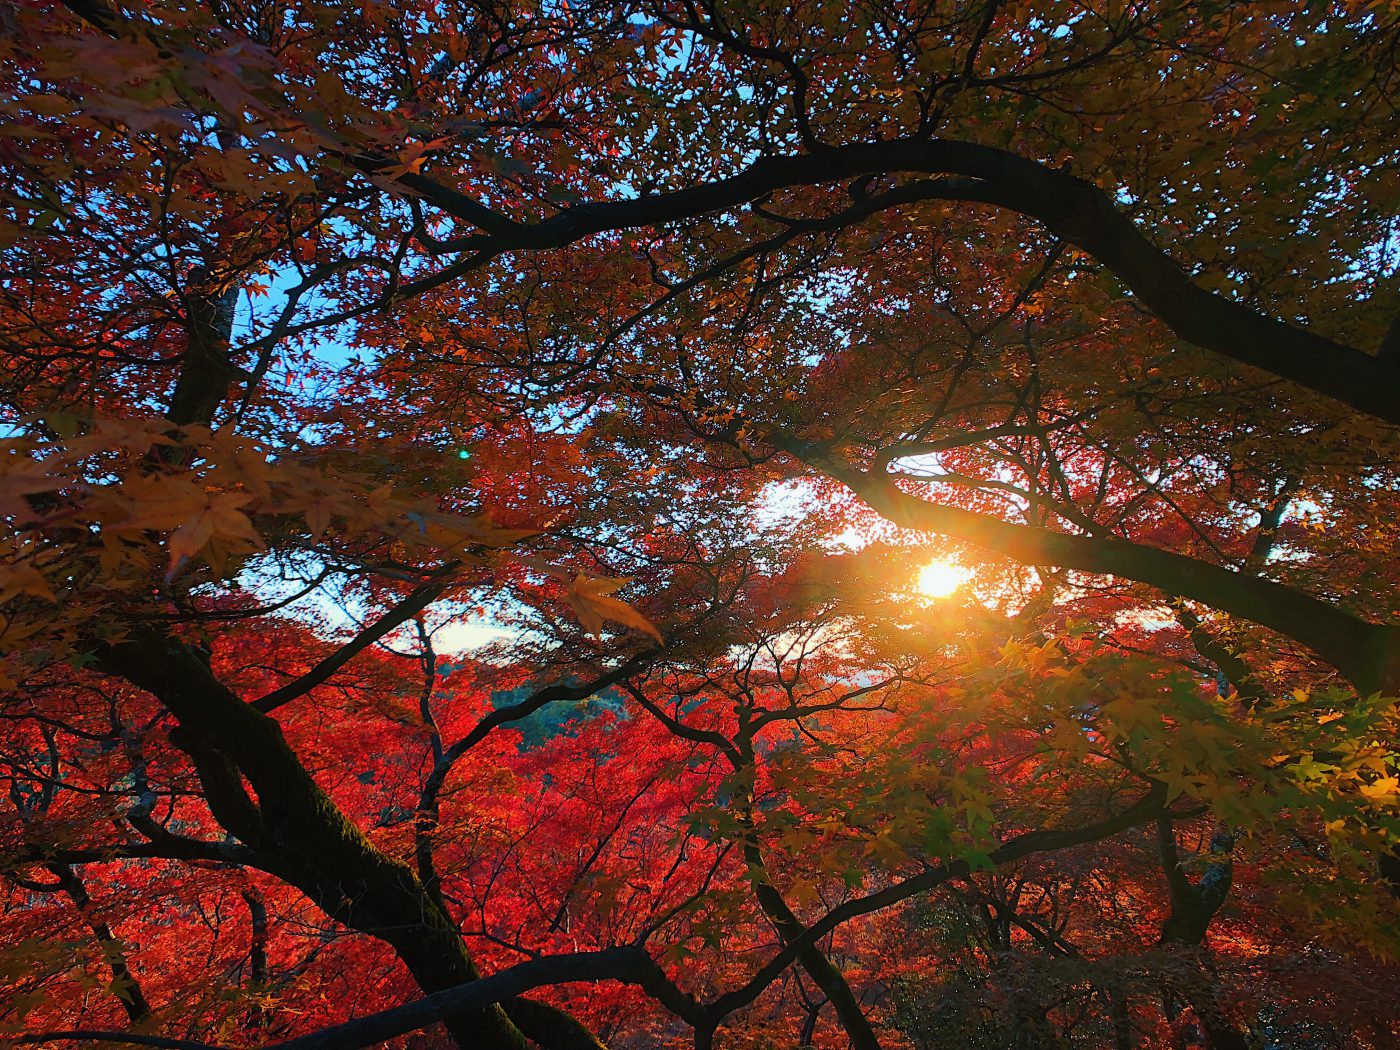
[564,573,662,643]
[0,456,63,520]
[0,562,56,604]
[166,491,263,575]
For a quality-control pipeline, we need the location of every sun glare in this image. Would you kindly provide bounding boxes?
[916,559,968,599]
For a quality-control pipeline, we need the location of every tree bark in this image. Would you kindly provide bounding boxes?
[776,435,1400,696]
[388,136,1400,424]
[95,629,531,1050]
[47,863,152,1024]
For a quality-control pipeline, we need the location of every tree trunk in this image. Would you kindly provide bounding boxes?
[97,630,531,1050]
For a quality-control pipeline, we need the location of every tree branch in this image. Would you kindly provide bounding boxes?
[252,580,453,713]
[708,782,1170,1019]
[259,948,704,1050]
[384,136,1400,423]
[771,432,1398,694]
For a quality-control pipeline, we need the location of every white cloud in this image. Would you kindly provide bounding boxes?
[434,619,515,654]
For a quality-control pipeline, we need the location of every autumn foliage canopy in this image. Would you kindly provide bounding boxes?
[2,1,1400,1048]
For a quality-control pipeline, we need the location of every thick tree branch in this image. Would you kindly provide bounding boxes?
[8,1034,215,1050]
[43,863,152,1023]
[8,838,252,867]
[260,948,703,1050]
[252,579,454,714]
[772,432,1399,694]
[167,271,241,427]
[94,629,532,1050]
[385,136,1400,423]
[708,782,1170,1020]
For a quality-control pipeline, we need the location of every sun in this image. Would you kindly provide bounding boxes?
[916,558,968,599]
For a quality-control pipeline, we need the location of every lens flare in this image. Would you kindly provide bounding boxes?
[916,559,967,599]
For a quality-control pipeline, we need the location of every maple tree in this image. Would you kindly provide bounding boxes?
[3,0,1400,1048]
